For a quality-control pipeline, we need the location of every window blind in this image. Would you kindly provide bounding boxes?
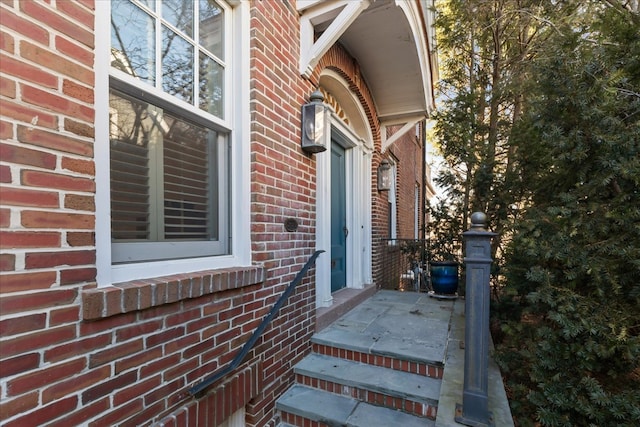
[110,89,217,243]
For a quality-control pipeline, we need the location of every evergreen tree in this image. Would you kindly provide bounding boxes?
[496,3,640,425]
[433,0,640,423]
[430,0,567,267]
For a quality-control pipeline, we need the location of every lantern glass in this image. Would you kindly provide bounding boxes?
[301,92,328,153]
[378,160,392,191]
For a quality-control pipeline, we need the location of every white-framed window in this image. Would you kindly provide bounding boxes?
[388,162,397,240]
[414,184,419,239]
[110,0,226,118]
[108,84,229,263]
[95,0,251,285]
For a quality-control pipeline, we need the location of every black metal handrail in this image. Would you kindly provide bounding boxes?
[188,250,325,396]
[378,239,429,292]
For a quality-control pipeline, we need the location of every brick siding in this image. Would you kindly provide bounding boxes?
[0,0,401,425]
[390,124,425,240]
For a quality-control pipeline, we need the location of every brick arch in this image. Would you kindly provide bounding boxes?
[312,44,394,291]
[312,44,381,154]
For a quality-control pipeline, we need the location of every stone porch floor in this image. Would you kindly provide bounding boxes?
[313,289,514,426]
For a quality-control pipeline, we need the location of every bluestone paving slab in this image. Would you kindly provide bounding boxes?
[369,290,423,305]
[371,335,446,365]
[336,304,389,326]
[346,402,435,427]
[277,385,358,425]
[312,327,380,353]
[281,290,513,427]
[435,299,514,427]
[295,353,441,404]
[364,312,424,336]
[313,290,453,365]
[278,385,434,427]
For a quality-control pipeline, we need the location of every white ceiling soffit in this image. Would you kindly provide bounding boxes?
[298,0,435,123]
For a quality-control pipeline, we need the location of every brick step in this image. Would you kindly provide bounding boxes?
[294,353,440,419]
[276,385,435,427]
[277,291,454,426]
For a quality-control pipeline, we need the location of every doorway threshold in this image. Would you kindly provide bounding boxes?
[316,284,377,332]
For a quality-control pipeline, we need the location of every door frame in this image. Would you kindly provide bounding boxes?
[330,141,347,293]
[315,112,372,308]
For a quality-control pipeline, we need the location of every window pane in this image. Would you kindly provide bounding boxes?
[199,52,224,117]
[140,0,155,11]
[163,116,217,240]
[162,0,194,37]
[111,0,155,85]
[109,91,153,240]
[110,88,218,243]
[109,0,231,264]
[199,0,224,59]
[162,26,194,104]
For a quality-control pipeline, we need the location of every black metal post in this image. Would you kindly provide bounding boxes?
[455,212,496,427]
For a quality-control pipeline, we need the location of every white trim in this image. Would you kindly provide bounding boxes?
[233,1,252,268]
[96,1,251,286]
[378,108,430,123]
[331,112,364,148]
[320,69,373,146]
[110,254,244,284]
[345,143,372,290]
[381,115,424,153]
[394,0,435,112]
[381,115,427,127]
[95,0,111,286]
[361,149,373,284]
[299,0,370,77]
[315,144,332,307]
[296,0,327,13]
[389,163,397,240]
[315,79,373,308]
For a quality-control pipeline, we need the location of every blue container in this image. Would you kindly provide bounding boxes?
[430,261,459,295]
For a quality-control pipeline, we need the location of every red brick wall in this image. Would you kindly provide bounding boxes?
[0,0,415,425]
[0,1,314,426]
[390,124,424,239]
[371,125,425,287]
[246,2,318,425]
[0,0,97,294]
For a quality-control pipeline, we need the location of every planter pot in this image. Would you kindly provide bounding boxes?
[430,261,459,295]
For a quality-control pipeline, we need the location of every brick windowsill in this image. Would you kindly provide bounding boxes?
[82,266,266,320]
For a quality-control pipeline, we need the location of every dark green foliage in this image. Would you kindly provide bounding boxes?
[495,3,640,425]
[434,0,640,424]
[427,199,464,263]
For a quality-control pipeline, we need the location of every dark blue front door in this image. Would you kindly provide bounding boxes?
[331,142,347,292]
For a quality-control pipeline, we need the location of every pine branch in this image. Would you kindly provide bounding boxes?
[603,0,640,25]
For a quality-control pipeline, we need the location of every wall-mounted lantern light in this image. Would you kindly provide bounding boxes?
[378,159,392,191]
[301,89,329,154]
